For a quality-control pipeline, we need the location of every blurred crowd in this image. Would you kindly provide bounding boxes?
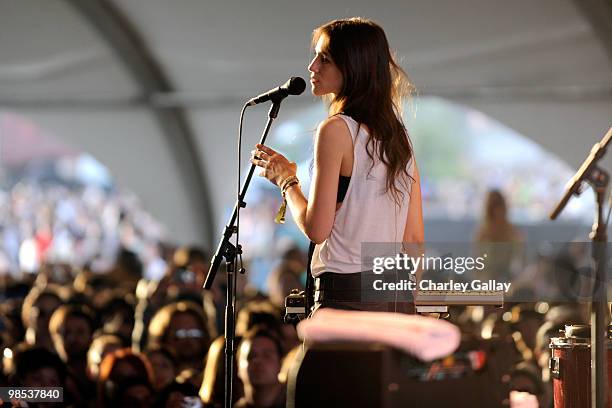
[0,185,604,408]
[0,182,167,280]
[0,243,304,408]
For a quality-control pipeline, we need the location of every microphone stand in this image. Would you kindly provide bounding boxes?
[549,126,611,408]
[589,170,608,408]
[204,99,283,408]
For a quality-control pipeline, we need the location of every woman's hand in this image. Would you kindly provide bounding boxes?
[250,143,297,186]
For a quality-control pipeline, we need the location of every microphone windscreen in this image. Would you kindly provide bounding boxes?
[287,77,306,95]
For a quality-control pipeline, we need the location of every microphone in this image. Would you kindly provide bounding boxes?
[247,77,306,106]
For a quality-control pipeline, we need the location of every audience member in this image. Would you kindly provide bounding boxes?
[98,294,136,346]
[87,333,123,381]
[475,189,523,243]
[147,301,211,374]
[106,376,155,408]
[145,347,177,392]
[49,304,96,380]
[235,326,285,408]
[49,304,97,406]
[132,246,217,353]
[199,335,244,408]
[21,285,63,351]
[9,346,67,408]
[97,348,154,407]
[474,189,524,281]
[154,380,201,408]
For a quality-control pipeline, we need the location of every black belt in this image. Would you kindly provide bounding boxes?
[314,270,416,304]
[315,270,413,289]
[315,272,363,291]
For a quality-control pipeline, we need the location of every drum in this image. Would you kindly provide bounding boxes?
[549,325,612,408]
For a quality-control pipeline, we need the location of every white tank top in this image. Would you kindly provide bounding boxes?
[310,114,414,277]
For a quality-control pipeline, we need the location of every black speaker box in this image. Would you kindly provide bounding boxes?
[287,337,517,408]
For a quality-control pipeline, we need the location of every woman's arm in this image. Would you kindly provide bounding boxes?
[403,162,424,244]
[251,116,351,244]
[285,117,349,243]
[403,162,425,281]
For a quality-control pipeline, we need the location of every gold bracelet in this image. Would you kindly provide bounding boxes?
[275,178,300,224]
[282,179,299,195]
[279,175,299,192]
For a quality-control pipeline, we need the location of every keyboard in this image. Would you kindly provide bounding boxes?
[415,290,504,313]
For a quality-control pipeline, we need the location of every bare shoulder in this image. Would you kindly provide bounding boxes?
[315,116,352,148]
[318,115,350,134]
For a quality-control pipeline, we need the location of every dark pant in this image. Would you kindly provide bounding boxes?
[313,271,414,314]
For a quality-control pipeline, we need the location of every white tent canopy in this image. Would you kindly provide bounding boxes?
[1,0,611,246]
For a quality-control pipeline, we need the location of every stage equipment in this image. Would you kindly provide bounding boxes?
[549,126,611,408]
[284,289,307,325]
[247,77,306,106]
[203,76,305,408]
[287,338,517,408]
[415,290,504,314]
[549,325,612,408]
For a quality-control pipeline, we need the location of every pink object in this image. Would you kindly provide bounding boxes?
[297,309,461,361]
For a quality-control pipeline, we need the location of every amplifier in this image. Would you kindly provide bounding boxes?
[287,337,516,408]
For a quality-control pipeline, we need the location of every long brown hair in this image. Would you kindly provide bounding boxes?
[313,18,416,203]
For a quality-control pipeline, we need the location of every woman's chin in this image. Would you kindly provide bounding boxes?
[311,87,329,97]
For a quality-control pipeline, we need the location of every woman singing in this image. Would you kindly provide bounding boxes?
[251,18,424,312]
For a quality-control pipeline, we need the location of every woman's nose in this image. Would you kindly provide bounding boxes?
[308,58,318,73]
